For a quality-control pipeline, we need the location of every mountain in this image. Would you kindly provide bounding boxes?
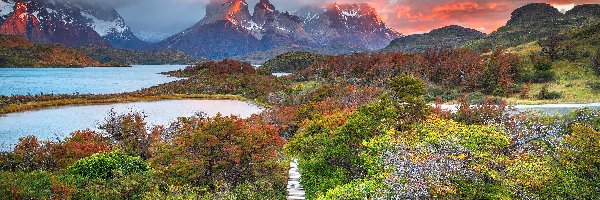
[155,0,400,60]
[566,4,600,18]
[383,25,485,52]
[0,34,112,68]
[468,3,600,50]
[0,0,146,49]
[295,3,401,50]
[154,0,263,59]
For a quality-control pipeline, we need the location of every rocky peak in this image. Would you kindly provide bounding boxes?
[507,3,563,25]
[0,0,42,40]
[203,0,251,26]
[329,3,379,20]
[566,4,600,18]
[252,0,275,25]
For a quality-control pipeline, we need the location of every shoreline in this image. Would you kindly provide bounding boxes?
[0,94,249,115]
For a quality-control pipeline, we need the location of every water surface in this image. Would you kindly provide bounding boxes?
[0,65,186,96]
[0,100,263,150]
[437,103,600,115]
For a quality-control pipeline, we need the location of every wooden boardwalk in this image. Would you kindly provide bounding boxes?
[287,159,305,200]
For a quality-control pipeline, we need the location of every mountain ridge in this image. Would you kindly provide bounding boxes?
[0,0,146,49]
[154,0,400,60]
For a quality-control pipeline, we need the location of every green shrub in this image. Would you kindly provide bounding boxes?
[0,171,75,199]
[319,179,386,200]
[68,151,149,179]
[532,58,555,83]
[466,92,486,104]
[532,70,556,83]
[74,172,152,200]
[537,85,562,100]
[425,86,460,102]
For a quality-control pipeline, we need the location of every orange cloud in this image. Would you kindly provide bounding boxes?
[312,0,599,35]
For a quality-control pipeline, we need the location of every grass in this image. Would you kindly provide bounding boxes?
[0,94,246,115]
[506,60,600,104]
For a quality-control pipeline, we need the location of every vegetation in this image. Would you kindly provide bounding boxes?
[262,51,329,73]
[0,35,121,68]
[77,45,202,65]
[1,111,287,199]
[0,93,242,115]
[2,14,600,198]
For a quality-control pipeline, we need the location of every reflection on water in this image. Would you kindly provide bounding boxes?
[0,65,186,96]
[0,100,263,150]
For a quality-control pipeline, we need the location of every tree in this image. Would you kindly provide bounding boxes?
[99,110,152,159]
[388,74,429,130]
[150,114,286,189]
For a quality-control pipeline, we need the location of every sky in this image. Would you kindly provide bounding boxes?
[112,0,600,40]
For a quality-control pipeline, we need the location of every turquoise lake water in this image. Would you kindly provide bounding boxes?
[0,65,186,96]
[0,100,263,151]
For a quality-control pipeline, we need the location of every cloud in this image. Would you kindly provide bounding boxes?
[306,0,599,34]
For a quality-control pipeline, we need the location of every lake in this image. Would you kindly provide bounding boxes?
[0,65,187,96]
[0,100,264,151]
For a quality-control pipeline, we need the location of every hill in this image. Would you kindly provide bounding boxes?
[468,3,600,50]
[384,25,485,52]
[0,35,112,68]
[77,45,201,65]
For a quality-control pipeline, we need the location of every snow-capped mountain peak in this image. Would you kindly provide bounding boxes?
[0,0,146,49]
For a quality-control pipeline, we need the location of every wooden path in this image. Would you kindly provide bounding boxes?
[287,159,305,200]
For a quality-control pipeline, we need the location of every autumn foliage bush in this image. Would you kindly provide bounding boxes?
[294,48,522,97]
[149,114,287,190]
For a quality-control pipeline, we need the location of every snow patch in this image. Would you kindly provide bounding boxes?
[80,11,127,36]
[32,11,39,18]
[341,10,359,17]
[0,1,14,17]
[245,20,262,31]
[45,8,57,14]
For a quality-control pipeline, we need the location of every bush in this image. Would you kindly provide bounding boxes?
[425,86,460,102]
[537,85,562,100]
[68,151,149,179]
[466,92,486,104]
[74,172,152,200]
[0,171,55,199]
[99,111,151,159]
[149,115,286,190]
[532,57,555,83]
[0,136,54,171]
[532,70,556,83]
[50,130,111,169]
